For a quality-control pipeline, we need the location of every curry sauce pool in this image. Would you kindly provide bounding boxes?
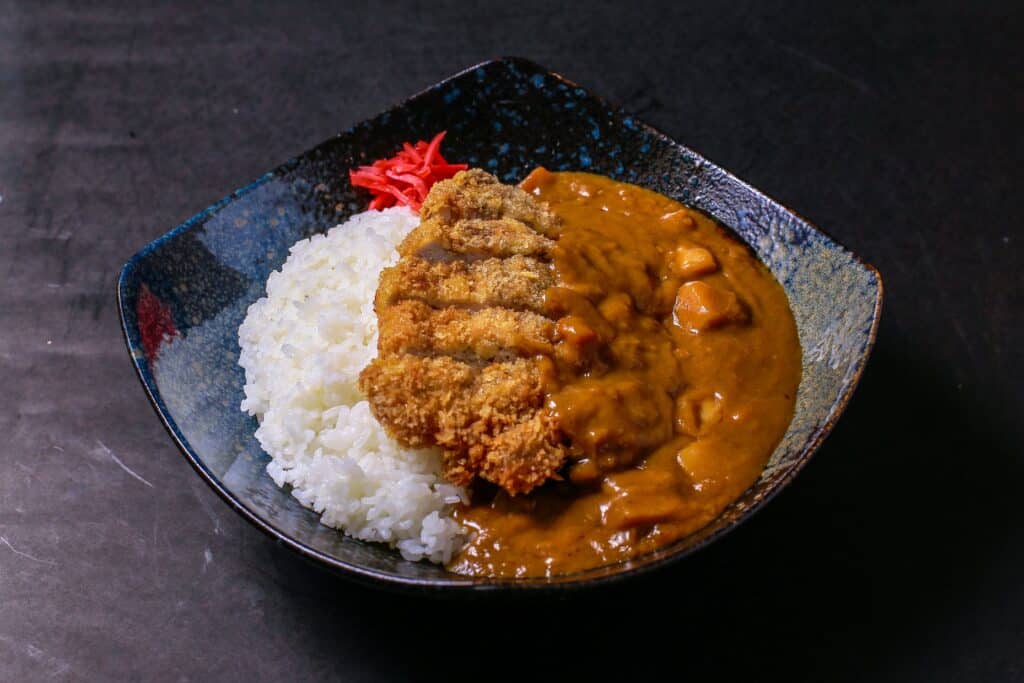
[446,170,801,578]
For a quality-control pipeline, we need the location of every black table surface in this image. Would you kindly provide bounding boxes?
[2,1,1022,680]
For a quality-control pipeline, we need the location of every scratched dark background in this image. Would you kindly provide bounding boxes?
[2,1,1022,680]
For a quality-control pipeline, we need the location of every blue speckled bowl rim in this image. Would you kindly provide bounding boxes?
[117,57,883,594]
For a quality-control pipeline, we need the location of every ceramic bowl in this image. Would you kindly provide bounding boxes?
[118,57,882,592]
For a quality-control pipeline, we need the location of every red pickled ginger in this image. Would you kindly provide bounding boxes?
[349,131,467,212]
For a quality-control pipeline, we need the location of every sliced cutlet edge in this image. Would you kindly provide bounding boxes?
[358,354,546,450]
[375,255,553,312]
[443,413,567,494]
[478,415,567,495]
[398,217,555,261]
[357,354,475,448]
[377,301,556,361]
[420,169,561,237]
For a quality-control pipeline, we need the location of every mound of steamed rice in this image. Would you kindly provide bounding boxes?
[238,206,467,564]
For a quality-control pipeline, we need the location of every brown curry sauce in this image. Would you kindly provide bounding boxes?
[448,169,801,578]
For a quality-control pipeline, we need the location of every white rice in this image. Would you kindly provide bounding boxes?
[238,206,467,564]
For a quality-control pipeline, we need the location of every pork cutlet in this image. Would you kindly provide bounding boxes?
[359,170,566,495]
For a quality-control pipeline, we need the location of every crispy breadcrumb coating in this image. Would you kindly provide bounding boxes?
[359,170,567,494]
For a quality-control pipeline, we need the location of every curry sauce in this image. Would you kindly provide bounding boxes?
[448,169,801,578]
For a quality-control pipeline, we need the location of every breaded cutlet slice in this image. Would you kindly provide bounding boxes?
[398,217,555,261]
[358,353,566,494]
[444,416,566,495]
[359,354,544,447]
[363,170,569,495]
[374,255,553,313]
[377,300,556,361]
[419,169,561,237]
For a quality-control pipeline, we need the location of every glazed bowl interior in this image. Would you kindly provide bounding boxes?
[118,57,881,591]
